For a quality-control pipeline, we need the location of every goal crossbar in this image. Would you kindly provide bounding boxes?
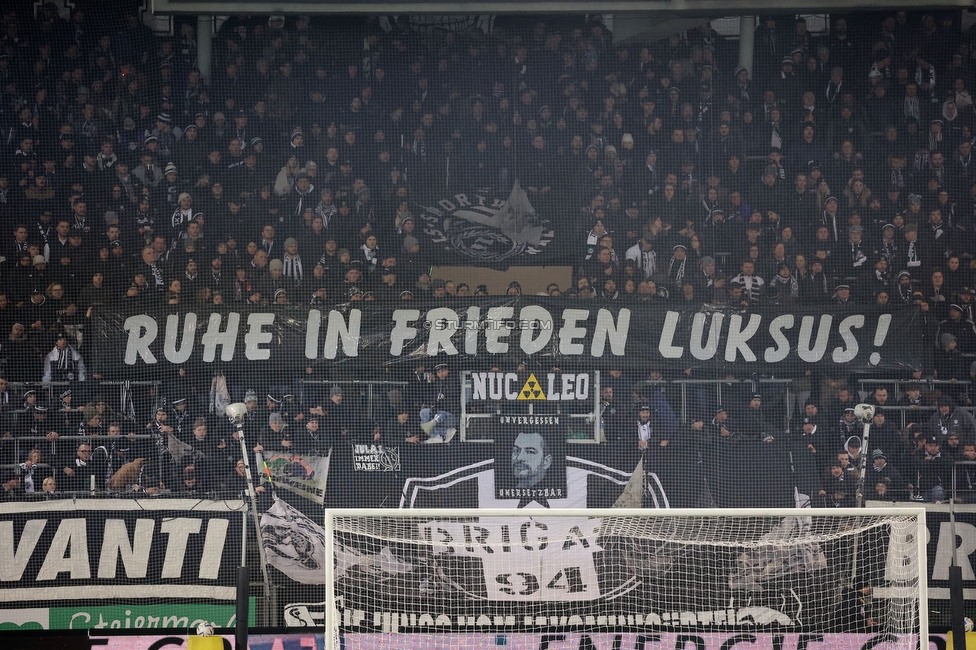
[325,506,928,518]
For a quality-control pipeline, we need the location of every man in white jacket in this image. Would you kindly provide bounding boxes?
[42,332,86,383]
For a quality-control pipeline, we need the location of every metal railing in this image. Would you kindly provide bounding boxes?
[857,378,971,402]
[9,376,969,445]
[0,380,161,428]
[0,381,70,407]
[853,404,937,430]
[669,378,795,424]
[299,379,409,422]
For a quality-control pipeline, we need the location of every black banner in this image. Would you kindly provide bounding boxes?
[905,503,976,630]
[0,499,245,604]
[89,301,922,374]
[278,504,942,635]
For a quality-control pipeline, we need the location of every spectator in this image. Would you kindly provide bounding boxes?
[60,442,94,492]
[823,460,854,506]
[0,471,20,501]
[870,449,908,500]
[325,385,360,445]
[17,448,49,494]
[739,393,775,442]
[42,332,86,383]
[380,405,422,444]
[419,363,459,443]
[185,417,225,490]
[954,441,976,502]
[41,476,58,495]
[927,395,976,439]
[910,435,949,502]
[793,416,826,507]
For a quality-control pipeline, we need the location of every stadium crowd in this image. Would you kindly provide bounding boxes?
[0,5,975,502]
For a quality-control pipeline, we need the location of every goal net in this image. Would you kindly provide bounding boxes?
[323,508,926,649]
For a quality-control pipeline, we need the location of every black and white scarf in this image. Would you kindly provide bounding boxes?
[19,462,36,493]
[119,173,139,204]
[361,245,379,272]
[316,202,337,227]
[637,250,656,280]
[171,207,191,230]
[826,80,842,103]
[904,96,920,120]
[890,167,905,189]
[667,256,687,285]
[770,121,782,150]
[56,345,76,372]
[35,221,52,244]
[150,263,165,290]
[637,420,652,442]
[294,186,314,217]
[880,239,896,262]
[770,273,799,297]
[897,280,914,303]
[150,422,168,454]
[906,240,921,268]
[283,254,304,285]
[808,271,828,296]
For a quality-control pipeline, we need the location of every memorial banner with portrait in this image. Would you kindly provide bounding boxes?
[494,417,567,507]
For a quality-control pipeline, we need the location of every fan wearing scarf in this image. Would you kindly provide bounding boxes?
[281,238,304,287]
[42,332,86,383]
[666,244,689,289]
[768,261,799,302]
[894,271,915,304]
[169,192,193,242]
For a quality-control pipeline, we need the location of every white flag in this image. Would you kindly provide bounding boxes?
[261,497,415,585]
[260,497,327,584]
[496,179,544,245]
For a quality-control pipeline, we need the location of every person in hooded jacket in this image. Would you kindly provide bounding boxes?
[183,417,227,491]
[927,395,976,439]
[869,449,908,500]
[738,393,776,442]
[834,407,859,447]
[910,435,949,502]
[791,415,827,507]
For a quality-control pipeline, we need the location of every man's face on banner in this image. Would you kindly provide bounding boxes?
[512,432,552,488]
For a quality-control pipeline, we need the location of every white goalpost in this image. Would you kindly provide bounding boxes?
[323,508,927,650]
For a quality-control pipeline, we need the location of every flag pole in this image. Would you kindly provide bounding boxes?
[226,403,275,633]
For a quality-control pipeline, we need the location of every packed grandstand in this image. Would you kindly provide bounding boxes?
[0,5,969,515]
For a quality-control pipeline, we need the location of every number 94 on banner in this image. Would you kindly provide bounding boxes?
[486,555,601,601]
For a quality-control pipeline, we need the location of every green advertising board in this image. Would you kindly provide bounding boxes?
[0,601,255,630]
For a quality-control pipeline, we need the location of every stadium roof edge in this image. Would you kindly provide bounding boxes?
[152,0,974,16]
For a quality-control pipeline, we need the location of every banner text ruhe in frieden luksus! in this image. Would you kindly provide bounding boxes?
[91,300,922,373]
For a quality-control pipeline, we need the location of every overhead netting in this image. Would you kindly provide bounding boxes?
[0,3,956,632]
